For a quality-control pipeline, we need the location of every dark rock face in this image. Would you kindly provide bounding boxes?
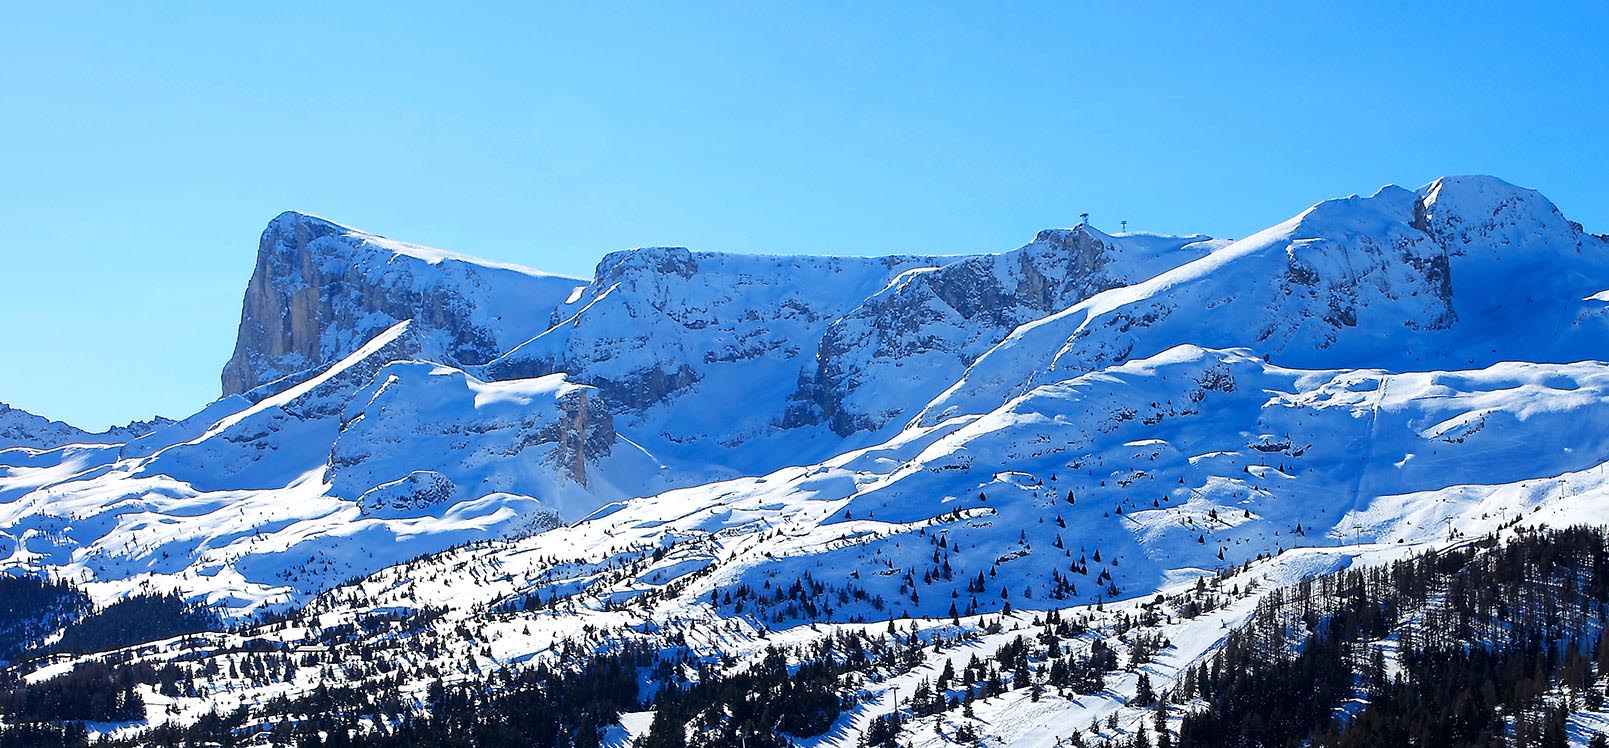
[358,470,458,515]
[924,229,1116,320]
[538,386,614,486]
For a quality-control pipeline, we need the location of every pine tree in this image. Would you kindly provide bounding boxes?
[1134,672,1155,707]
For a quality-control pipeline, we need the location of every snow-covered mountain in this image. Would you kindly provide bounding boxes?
[794,228,1226,436]
[4,175,1609,747]
[0,402,172,450]
[0,402,100,450]
[221,211,587,398]
[483,246,951,475]
[920,177,1609,424]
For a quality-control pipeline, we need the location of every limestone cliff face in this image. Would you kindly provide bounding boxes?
[541,386,612,487]
[221,213,338,396]
[221,212,582,398]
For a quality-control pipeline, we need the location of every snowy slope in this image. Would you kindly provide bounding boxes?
[55,342,1609,742]
[484,247,958,474]
[920,176,1609,425]
[329,345,1609,628]
[795,228,1226,436]
[0,323,640,613]
[330,360,662,521]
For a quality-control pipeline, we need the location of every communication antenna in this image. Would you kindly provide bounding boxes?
[1079,212,1090,226]
[1121,220,1128,232]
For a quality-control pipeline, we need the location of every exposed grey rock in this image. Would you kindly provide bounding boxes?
[221,211,582,397]
[485,246,943,446]
[792,227,1221,435]
[358,470,458,515]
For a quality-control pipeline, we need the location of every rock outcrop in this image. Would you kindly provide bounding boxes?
[788,227,1223,435]
[484,247,948,468]
[220,211,584,397]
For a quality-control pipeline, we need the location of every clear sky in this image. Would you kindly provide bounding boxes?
[2,2,1606,430]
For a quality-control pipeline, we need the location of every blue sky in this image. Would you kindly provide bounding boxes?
[3,3,1606,430]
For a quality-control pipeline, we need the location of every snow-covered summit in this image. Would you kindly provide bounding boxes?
[917,176,1609,424]
[0,401,95,449]
[1413,174,1584,248]
[0,401,172,450]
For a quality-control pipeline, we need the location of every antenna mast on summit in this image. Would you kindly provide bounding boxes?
[1079,212,1090,227]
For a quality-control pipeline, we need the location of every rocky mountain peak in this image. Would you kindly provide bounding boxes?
[0,401,88,449]
[219,211,584,398]
[594,245,700,285]
[1412,175,1581,252]
[794,225,1220,436]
